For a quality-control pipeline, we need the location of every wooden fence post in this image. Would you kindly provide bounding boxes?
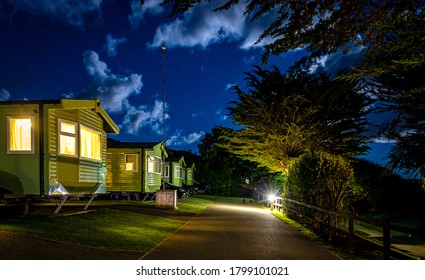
[348,216,355,254]
[328,213,333,241]
[383,220,391,260]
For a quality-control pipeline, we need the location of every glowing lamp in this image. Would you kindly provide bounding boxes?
[267,194,276,202]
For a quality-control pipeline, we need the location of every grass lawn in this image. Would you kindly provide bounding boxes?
[0,208,184,251]
[180,194,219,204]
[0,195,219,252]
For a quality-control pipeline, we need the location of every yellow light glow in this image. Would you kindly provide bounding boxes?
[9,117,32,151]
[59,135,76,156]
[60,121,76,134]
[125,154,138,171]
[213,204,270,214]
[80,126,101,160]
[125,162,134,171]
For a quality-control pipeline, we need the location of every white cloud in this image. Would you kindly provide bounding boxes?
[372,137,396,144]
[225,83,237,90]
[308,55,329,73]
[79,50,171,136]
[1,0,103,27]
[215,108,229,121]
[105,34,126,57]
[149,2,275,50]
[0,88,11,100]
[122,100,169,135]
[83,50,109,79]
[79,50,143,114]
[128,0,164,29]
[309,42,365,74]
[167,130,205,147]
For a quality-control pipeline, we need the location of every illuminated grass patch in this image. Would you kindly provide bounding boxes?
[180,195,218,204]
[176,202,207,214]
[0,208,183,251]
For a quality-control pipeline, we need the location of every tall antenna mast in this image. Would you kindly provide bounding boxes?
[161,45,166,190]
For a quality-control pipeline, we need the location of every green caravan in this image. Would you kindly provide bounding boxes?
[106,140,167,195]
[184,163,196,186]
[164,156,186,187]
[0,99,119,197]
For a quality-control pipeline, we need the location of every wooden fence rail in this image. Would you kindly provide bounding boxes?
[273,197,419,260]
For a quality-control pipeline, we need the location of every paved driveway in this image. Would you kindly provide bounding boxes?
[142,199,340,260]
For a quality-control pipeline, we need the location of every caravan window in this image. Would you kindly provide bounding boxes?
[7,116,34,154]
[58,119,77,157]
[125,154,138,172]
[80,125,102,161]
[175,166,182,178]
[148,155,161,174]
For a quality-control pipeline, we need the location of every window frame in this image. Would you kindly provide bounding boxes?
[147,155,161,174]
[58,119,78,158]
[175,166,182,179]
[79,124,102,161]
[124,154,139,172]
[7,115,35,154]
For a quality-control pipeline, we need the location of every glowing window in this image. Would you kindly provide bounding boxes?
[148,155,161,174]
[7,116,34,153]
[58,119,77,156]
[125,154,138,172]
[80,125,102,161]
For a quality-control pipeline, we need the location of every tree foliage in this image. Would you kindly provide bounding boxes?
[197,126,282,196]
[344,11,425,186]
[143,0,424,65]
[219,66,372,173]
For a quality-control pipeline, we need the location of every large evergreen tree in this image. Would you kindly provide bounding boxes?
[219,66,372,173]
[197,126,284,196]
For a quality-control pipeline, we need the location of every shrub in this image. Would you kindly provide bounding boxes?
[284,151,354,229]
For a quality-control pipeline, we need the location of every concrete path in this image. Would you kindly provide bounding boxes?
[142,198,340,260]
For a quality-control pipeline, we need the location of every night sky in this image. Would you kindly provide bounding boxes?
[0,0,392,165]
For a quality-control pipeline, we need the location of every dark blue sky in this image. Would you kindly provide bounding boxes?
[0,0,393,165]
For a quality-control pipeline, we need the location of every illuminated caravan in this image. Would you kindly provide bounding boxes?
[106,140,167,198]
[184,163,196,187]
[0,99,119,203]
[163,156,186,187]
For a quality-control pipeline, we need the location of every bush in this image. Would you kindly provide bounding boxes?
[284,151,354,229]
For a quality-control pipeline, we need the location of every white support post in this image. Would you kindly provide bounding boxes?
[54,195,68,215]
[84,194,96,210]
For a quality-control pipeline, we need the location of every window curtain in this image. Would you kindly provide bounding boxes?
[80,126,101,160]
[9,118,32,151]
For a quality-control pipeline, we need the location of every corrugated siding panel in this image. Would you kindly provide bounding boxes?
[101,132,107,184]
[48,109,58,183]
[106,149,142,192]
[79,160,102,182]
[48,109,57,154]
[79,108,102,130]
[57,109,78,122]
[78,109,103,183]
[146,151,156,186]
